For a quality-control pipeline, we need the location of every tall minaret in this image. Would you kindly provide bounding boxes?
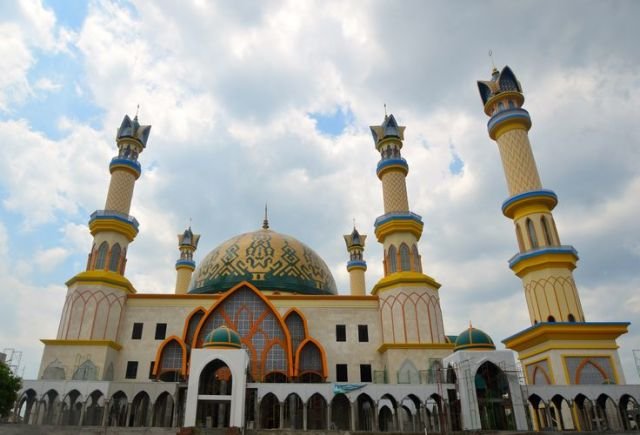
[175,226,200,294]
[38,114,151,381]
[479,66,628,387]
[343,226,367,296]
[370,114,452,379]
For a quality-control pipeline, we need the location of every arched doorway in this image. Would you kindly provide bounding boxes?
[574,394,595,431]
[619,394,640,431]
[259,393,280,429]
[283,393,303,429]
[108,391,128,426]
[597,394,624,431]
[60,390,83,425]
[378,405,393,432]
[129,391,150,427]
[41,390,60,425]
[357,393,375,431]
[331,393,351,430]
[153,392,174,427]
[83,390,105,426]
[196,359,232,427]
[475,361,514,430]
[15,389,37,424]
[306,393,327,429]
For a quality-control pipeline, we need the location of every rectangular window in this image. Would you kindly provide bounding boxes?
[360,364,372,382]
[131,322,143,340]
[336,364,348,382]
[148,361,155,379]
[155,323,167,340]
[125,361,138,379]
[358,325,369,342]
[336,324,346,342]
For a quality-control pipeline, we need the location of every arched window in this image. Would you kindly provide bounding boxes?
[387,245,397,273]
[108,244,121,272]
[95,242,108,270]
[399,244,411,271]
[526,219,538,249]
[541,216,553,246]
[284,310,306,355]
[515,224,524,252]
[412,245,421,272]
[568,314,576,322]
[547,315,556,322]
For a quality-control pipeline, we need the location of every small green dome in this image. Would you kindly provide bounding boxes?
[454,326,495,352]
[203,325,242,349]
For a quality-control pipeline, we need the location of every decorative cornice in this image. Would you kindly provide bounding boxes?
[503,322,630,353]
[374,212,423,242]
[41,339,123,351]
[508,246,578,276]
[377,342,454,353]
[487,107,531,139]
[372,271,441,294]
[109,157,141,179]
[89,210,139,241]
[376,158,409,179]
[347,260,367,271]
[502,189,558,219]
[65,270,137,294]
[176,259,196,269]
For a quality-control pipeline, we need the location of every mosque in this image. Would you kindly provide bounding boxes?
[12,66,640,432]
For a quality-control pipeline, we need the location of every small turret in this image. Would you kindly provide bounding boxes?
[343,226,367,296]
[175,226,200,294]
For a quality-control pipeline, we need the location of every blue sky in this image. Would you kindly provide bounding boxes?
[1,0,639,385]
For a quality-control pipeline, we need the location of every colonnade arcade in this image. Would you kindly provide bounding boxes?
[527,388,640,432]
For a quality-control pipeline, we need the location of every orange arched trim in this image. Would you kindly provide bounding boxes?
[532,365,551,385]
[294,337,328,379]
[152,335,188,377]
[181,306,207,343]
[575,358,609,384]
[192,281,294,377]
[283,307,309,337]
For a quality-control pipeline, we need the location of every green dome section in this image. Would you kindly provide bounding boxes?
[189,228,338,295]
[454,327,496,352]
[203,325,242,349]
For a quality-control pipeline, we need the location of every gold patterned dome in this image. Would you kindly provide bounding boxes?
[189,228,338,295]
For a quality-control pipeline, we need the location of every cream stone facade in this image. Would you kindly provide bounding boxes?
[12,68,640,433]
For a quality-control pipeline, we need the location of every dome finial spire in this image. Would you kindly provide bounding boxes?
[262,203,269,229]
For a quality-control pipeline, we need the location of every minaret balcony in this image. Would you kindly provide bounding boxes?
[508,245,579,276]
[502,189,558,218]
[347,259,367,271]
[376,157,408,178]
[176,259,196,269]
[89,209,140,241]
[487,107,531,139]
[374,211,424,242]
[109,157,142,178]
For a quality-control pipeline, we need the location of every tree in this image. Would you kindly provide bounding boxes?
[0,361,21,419]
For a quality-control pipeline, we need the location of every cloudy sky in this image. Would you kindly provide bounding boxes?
[1,0,639,382]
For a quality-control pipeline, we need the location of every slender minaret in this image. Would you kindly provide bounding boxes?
[39,114,151,380]
[343,226,367,296]
[370,114,451,379]
[175,226,200,294]
[479,66,628,386]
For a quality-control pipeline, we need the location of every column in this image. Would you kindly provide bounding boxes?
[351,401,357,431]
[278,401,284,429]
[101,400,109,427]
[303,401,308,430]
[326,402,332,429]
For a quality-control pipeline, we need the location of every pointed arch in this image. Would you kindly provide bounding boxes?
[477,81,492,105]
[152,335,187,378]
[284,308,308,354]
[182,306,206,347]
[575,359,609,384]
[498,66,521,92]
[399,243,411,271]
[108,244,121,272]
[397,359,419,384]
[295,337,328,379]
[532,366,551,385]
[411,244,421,272]
[387,245,397,273]
[526,218,538,249]
[541,216,553,246]
[515,223,525,252]
[193,281,293,379]
[95,242,109,270]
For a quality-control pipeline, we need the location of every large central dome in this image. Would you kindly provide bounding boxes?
[189,228,337,295]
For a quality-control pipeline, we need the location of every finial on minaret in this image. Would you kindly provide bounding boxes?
[384,103,387,118]
[489,49,498,75]
[262,203,269,229]
[135,104,140,120]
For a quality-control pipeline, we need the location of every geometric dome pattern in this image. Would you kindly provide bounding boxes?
[454,326,496,352]
[189,228,337,295]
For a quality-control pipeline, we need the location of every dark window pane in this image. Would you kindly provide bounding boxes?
[155,323,167,340]
[358,325,369,342]
[336,325,346,342]
[360,364,372,382]
[148,361,155,379]
[125,361,138,379]
[336,364,348,382]
[132,323,143,340]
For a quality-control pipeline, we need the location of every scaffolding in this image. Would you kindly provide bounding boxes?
[2,348,24,378]
[634,350,640,379]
